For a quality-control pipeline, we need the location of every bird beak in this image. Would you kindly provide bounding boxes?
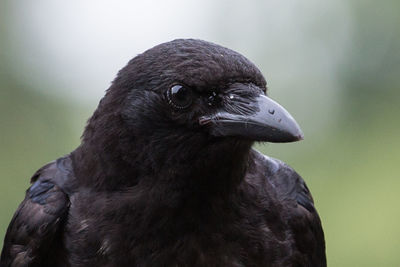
[199,94,304,143]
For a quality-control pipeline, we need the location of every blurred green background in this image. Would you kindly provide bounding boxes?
[1,0,399,266]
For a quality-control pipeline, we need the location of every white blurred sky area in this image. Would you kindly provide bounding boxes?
[4,0,354,134]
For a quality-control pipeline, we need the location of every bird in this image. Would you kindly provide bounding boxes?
[1,39,326,267]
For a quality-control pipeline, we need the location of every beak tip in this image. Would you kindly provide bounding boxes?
[294,129,304,141]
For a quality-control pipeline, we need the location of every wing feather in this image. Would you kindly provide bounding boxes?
[1,159,71,267]
[252,150,326,267]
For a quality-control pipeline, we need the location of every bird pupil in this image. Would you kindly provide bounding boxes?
[169,85,192,108]
[173,86,186,100]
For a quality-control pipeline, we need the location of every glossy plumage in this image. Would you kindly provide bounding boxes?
[1,39,325,267]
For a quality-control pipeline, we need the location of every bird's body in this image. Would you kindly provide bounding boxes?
[1,39,325,267]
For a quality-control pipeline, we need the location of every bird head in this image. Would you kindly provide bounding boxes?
[107,39,303,144]
[80,39,303,183]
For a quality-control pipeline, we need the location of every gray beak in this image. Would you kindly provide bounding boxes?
[200,94,304,143]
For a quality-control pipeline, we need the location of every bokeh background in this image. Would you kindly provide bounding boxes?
[1,0,399,266]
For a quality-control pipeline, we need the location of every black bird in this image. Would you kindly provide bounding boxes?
[1,39,326,267]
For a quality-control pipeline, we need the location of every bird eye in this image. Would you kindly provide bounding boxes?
[167,85,193,109]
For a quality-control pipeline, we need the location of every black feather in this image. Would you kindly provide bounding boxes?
[1,39,325,267]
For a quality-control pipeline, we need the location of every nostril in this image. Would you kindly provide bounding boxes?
[268,109,275,115]
[207,91,221,106]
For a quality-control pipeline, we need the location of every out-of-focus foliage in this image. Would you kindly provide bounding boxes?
[0,1,399,266]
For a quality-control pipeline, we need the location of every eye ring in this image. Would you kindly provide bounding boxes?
[167,85,193,110]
